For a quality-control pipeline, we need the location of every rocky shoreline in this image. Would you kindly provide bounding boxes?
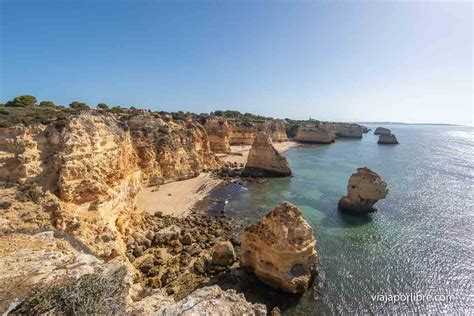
[0,102,391,314]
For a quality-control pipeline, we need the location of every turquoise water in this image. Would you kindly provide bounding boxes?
[211,125,474,314]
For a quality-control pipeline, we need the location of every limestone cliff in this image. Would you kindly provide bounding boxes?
[240,201,318,293]
[256,120,289,142]
[294,124,335,144]
[0,112,221,258]
[203,116,231,154]
[244,132,291,176]
[228,122,256,145]
[338,167,388,213]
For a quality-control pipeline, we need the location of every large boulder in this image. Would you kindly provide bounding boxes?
[211,241,236,266]
[338,167,388,213]
[240,201,318,293]
[374,127,391,135]
[155,285,266,315]
[294,125,335,144]
[244,132,291,176]
[378,134,399,144]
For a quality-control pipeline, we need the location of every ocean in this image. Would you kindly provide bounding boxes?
[209,124,474,314]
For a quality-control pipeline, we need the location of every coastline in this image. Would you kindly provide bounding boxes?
[136,141,299,218]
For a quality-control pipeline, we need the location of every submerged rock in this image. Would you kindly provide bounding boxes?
[244,132,292,176]
[378,133,399,144]
[338,167,388,213]
[240,201,318,293]
[294,125,335,144]
[374,127,391,135]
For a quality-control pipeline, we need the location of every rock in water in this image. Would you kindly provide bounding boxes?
[374,127,391,135]
[244,132,292,176]
[378,133,399,144]
[240,201,318,293]
[338,167,388,213]
[211,241,236,266]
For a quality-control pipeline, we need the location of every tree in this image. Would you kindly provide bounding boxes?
[97,103,108,109]
[69,101,89,110]
[109,106,123,113]
[5,95,37,107]
[39,101,56,108]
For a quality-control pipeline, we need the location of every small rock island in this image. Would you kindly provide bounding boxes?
[240,201,318,293]
[374,127,391,135]
[378,133,399,144]
[338,167,388,213]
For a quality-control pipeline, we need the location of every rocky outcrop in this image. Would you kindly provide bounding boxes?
[294,124,335,144]
[338,167,388,213]
[154,285,266,315]
[256,120,289,142]
[228,123,256,145]
[240,201,318,293]
[318,122,363,138]
[374,127,391,135]
[244,132,291,176]
[361,125,370,133]
[203,116,231,153]
[378,133,399,144]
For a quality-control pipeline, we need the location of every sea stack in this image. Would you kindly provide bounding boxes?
[244,132,292,176]
[334,124,363,138]
[294,125,335,144]
[240,201,318,293]
[378,133,399,144]
[374,127,391,135]
[338,167,388,213]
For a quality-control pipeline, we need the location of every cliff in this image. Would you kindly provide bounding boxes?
[228,122,256,145]
[203,116,231,154]
[256,120,289,142]
[294,124,335,144]
[0,112,221,258]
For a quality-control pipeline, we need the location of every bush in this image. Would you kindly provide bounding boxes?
[13,267,128,315]
[97,103,108,109]
[69,101,89,110]
[39,101,55,108]
[5,95,37,107]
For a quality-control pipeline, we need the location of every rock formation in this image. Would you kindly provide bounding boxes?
[361,125,370,133]
[244,132,291,176]
[338,167,388,213]
[240,201,318,293]
[153,285,266,315]
[319,122,363,138]
[378,133,399,144]
[203,116,231,153]
[374,127,391,135]
[256,120,289,142]
[294,124,335,144]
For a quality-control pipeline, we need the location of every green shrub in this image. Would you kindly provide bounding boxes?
[5,95,37,107]
[39,101,55,108]
[69,101,89,110]
[97,103,108,109]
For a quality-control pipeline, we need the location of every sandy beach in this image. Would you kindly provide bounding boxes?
[218,141,299,164]
[136,173,222,217]
[136,141,298,217]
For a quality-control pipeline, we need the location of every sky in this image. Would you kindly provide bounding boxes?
[1,0,472,125]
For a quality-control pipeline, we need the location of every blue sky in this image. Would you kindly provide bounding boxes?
[1,0,472,125]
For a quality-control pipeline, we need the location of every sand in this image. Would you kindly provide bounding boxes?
[137,141,299,217]
[136,173,222,217]
[218,141,299,164]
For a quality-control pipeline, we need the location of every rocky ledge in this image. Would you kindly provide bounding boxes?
[378,133,399,144]
[240,201,318,293]
[244,132,292,177]
[338,167,388,213]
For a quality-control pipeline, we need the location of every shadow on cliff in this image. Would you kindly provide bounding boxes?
[200,268,302,312]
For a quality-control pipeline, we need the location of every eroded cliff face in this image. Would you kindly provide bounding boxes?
[256,120,288,142]
[244,132,291,176]
[0,112,221,259]
[203,117,231,154]
[228,122,256,145]
[294,124,335,144]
